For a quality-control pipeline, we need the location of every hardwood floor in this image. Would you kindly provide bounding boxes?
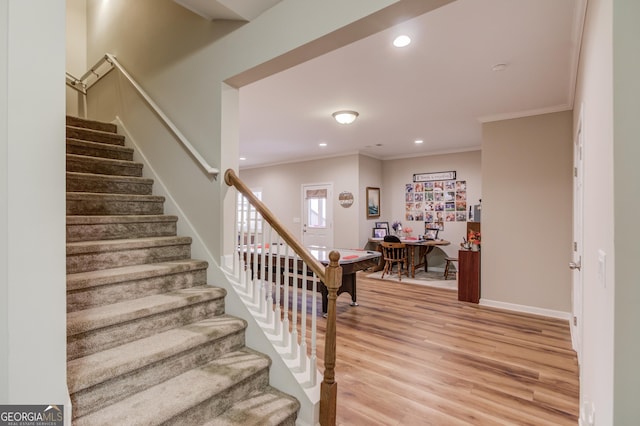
[311,273,579,425]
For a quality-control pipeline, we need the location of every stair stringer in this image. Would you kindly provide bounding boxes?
[114,116,320,426]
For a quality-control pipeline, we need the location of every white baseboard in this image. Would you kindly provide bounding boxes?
[479,298,571,321]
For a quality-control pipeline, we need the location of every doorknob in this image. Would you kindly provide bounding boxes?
[569,260,581,271]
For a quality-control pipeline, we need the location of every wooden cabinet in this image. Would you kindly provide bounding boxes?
[458,250,480,303]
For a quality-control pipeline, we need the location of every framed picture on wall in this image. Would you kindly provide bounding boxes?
[366,187,381,219]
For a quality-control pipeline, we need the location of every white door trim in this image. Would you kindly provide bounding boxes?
[301,182,333,248]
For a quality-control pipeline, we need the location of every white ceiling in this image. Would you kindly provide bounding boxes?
[181,0,587,170]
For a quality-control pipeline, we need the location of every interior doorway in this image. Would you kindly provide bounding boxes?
[302,183,333,248]
[571,107,585,363]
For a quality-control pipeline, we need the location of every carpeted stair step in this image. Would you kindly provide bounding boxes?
[67,153,143,177]
[66,126,125,146]
[68,316,249,420]
[67,285,227,360]
[67,116,118,133]
[66,236,192,273]
[66,172,153,195]
[66,138,134,161]
[67,260,208,312]
[66,214,177,242]
[203,387,300,426]
[65,115,300,425]
[67,192,164,215]
[72,347,278,426]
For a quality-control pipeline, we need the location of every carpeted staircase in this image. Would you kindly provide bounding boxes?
[65,116,299,425]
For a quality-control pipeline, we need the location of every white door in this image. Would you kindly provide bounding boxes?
[571,109,585,362]
[302,184,333,248]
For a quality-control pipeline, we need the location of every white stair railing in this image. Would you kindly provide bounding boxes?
[231,214,320,387]
[224,169,341,425]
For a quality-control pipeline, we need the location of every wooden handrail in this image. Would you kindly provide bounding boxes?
[225,169,326,280]
[319,251,342,426]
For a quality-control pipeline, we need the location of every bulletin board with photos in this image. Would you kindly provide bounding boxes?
[405,172,470,234]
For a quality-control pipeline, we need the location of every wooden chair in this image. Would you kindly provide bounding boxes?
[380,242,408,281]
[444,256,458,279]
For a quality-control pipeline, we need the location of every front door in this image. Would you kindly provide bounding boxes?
[302,183,333,248]
[571,109,585,362]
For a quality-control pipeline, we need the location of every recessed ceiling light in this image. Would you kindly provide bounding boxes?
[239,157,246,161]
[393,35,411,48]
[319,142,327,147]
[492,63,508,72]
[414,139,424,144]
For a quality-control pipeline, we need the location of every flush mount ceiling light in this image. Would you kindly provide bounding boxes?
[492,63,509,72]
[393,35,411,48]
[332,110,359,125]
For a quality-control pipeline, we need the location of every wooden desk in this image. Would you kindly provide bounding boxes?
[368,238,451,278]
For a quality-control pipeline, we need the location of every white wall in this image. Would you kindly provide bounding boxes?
[1,0,68,410]
[65,0,86,116]
[239,155,361,249]
[382,150,482,263]
[613,1,640,422]
[572,0,615,422]
[482,112,573,316]
[81,0,413,264]
[239,150,482,257]
[575,0,640,422]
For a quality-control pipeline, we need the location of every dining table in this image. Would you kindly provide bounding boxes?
[368,237,451,278]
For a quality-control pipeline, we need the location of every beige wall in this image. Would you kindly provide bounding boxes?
[81,0,418,265]
[482,111,573,315]
[382,150,482,262]
[358,154,383,244]
[65,0,87,116]
[239,155,361,249]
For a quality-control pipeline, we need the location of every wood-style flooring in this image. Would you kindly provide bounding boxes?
[311,273,579,426]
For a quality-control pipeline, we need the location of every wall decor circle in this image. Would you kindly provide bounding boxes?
[338,191,354,208]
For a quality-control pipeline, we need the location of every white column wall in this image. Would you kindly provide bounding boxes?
[572,0,615,422]
[0,0,9,402]
[612,0,640,422]
[1,0,68,409]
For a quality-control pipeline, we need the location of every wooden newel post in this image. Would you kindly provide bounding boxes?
[319,250,342,426]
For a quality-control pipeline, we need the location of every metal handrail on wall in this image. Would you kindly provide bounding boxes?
[66,53,219,178]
